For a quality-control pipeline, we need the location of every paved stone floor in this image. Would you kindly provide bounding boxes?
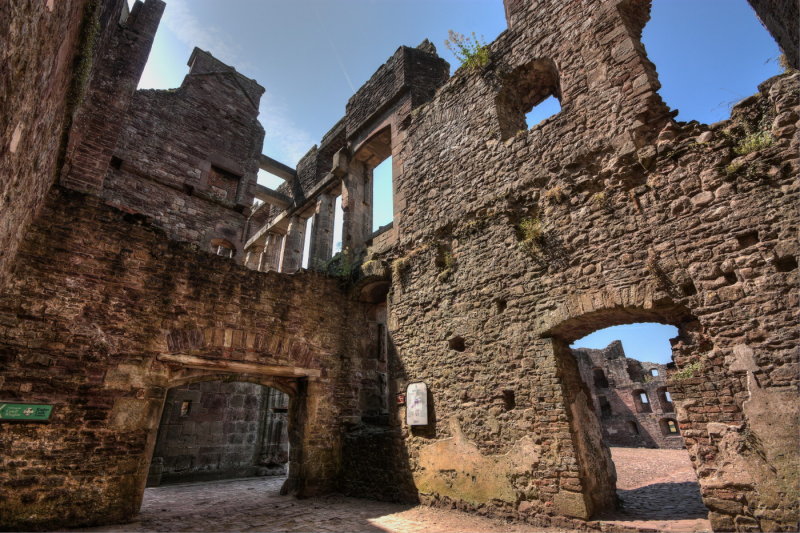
[81,448,710,532]
[600,447,711,533]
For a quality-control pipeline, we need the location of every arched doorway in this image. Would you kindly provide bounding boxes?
[544,306,713,529]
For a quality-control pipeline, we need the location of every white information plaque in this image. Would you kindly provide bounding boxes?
[406,382,428,426]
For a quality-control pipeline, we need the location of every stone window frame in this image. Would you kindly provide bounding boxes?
[211,238,236,258]
[660,418,680,436]
[632,389,652,413]
[495,58,562,140]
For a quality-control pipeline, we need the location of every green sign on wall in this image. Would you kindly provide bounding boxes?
[0,403,54,421]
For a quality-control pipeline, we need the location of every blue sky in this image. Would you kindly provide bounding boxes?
[571,323,679,365]
[133,0,780,356]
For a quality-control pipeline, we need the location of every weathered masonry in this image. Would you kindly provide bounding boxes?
[573,341,682,449]
[1,0,798,532]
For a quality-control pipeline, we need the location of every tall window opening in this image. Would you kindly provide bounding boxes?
[301,217,313,269]
[496,58,561,139]
[593,368,610,388]
[372,156,393,232]
[332,195,343,254]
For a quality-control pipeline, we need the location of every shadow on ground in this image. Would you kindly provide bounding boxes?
[615,481,708,520]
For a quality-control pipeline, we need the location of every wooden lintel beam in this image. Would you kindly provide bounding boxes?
[157,353,321,378]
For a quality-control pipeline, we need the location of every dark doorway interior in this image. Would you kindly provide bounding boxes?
[147,380,289,486]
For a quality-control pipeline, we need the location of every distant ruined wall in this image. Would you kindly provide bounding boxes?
[148,381,288,485]
[573,341,682,450]
[103,48,264,256]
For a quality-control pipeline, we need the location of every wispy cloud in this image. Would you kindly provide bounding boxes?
[162,0,249,71]
[156,0,315,168]
[259,95,316,168]
[312,4,355,93]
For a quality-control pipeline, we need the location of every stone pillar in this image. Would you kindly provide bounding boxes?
[308,193,335,269]
[244,245,263,270]
[342,161,371,253]
[280,216,306,273]
[261,233,283,272]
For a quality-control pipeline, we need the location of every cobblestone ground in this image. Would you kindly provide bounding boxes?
[80,448,710,533]
[600,447,711,533]
[79,476,549,533]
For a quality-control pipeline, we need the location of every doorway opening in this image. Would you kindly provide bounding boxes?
[568,322,710,526]
[147,380,289,487]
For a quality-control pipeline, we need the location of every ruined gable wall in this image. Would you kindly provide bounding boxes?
[102,58,265,255]
[0,0,91,290]
[0,187,373,530]
[354,0,798,529]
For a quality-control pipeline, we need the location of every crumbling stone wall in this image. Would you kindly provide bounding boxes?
[103,48,265,256]
[337,1,798,530]
[0,0,163,291]
[573,341,682,449]
[747,0,799,69]
[0,186,373,530]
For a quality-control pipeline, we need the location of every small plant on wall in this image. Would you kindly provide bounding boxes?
[516,216,544,255]
[444,30,490,70]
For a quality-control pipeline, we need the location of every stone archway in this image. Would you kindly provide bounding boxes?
[540,293,711,522]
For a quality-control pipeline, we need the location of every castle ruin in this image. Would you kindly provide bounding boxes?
[1,0,798,531]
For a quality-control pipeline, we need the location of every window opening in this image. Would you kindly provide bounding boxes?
[301,217,313,269]
[658,387,674,412]
[524,94,561,129]
[628,420,640,435]
[650,368,659,376]
[496,58,561,139]
[211,239,235,259]
[599,396,612,418]
[179,400,191,417]
[372,156,393,232]
[332,195,343,254]
[667,420,679,434]
[633,390,652,413]
[593,368,609,388]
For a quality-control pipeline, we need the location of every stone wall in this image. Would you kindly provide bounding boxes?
[147,381,289,485]
[0,0,163,291]
[573,341,682,449]
[0,186,373,530]
[747,0,799,69]
[340,0,799,530]
[0,0,89,289]
[102,48,265,256]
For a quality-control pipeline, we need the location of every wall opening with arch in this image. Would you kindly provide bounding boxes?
[546,310,711,525]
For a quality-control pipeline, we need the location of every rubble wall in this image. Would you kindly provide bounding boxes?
[353,0,800,529]
[0,0,89,289]
[0,187,371,530]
